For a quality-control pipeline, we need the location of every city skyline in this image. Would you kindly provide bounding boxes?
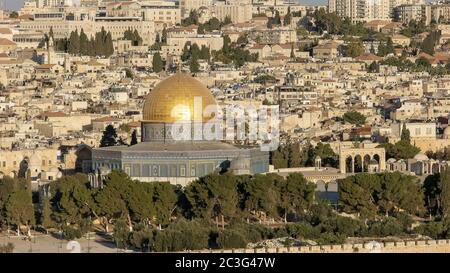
[4,0,329,11]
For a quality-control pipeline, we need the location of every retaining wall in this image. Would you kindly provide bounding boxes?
[190,240,450,253]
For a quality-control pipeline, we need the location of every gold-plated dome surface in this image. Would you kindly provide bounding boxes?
[142,73,217,123]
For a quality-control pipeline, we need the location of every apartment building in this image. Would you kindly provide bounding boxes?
[212,1,253,24]
[329,0,425,22]
[180,0,213,18]
[394,4,431,25]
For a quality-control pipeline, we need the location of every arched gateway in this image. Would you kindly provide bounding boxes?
[339,147,386,174]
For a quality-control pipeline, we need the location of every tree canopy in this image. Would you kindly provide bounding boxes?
[343,111,366,125]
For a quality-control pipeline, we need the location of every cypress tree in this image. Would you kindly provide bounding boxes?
[130,130,138,146]
[79,28,89,56]
[189,56,200,73]
[68,30,80,55]
[133,29,142,46]
[161,28,167,44]
[283,7,292,26]
[105,31,114,57]
[200,45,210,60]
[100,125,118,147]
[152,52,164,73]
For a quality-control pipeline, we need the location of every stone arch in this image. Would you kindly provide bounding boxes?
[372,154,381,173]
[75,145,93,173]
[8,171,17,178]
[354,154,363,173]
[345,155,353,173]
[363,154,371,172]
[316,180,326,192]
[432,163,440,174]
[339,147,386,174]
[327,181,338,192]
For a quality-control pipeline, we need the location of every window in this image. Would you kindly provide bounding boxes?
[426,128,432,135]
[415,128,421,135]
[170,165,177,177]
[132,164,141,177]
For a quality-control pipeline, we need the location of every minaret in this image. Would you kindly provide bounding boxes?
[47,35,55,65]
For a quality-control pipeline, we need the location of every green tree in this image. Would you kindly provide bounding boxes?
[105,31,114,57]
[151,182,178,226]
[189,56,200,73]
[0,176,16,226]
[94,31,104,56]
[5,189,35,235]
[343,111,366,125]
[184,174,239,220]
[217,230,247,249]
[283,7,292,26]
[68,30,80,55]
[124,68,134,79]
[39,197,53,231]
[273,10,281,25]
[270,148,288,169]
[287,142,301,167]
[339,173,381,219]
[152,52,164,73]
[50,174,94,231]
[199,45,211,60]
[133,29,143,46]
[339,172,425,219]
[161,28,167,44]
[310,143,338,167]
[49,27,54,40]
[267,18,273,29]
[130,225,153,251]
[241,174,281,217]
[424,173,441,217]
[346,41,364,58]
[368,61,379,73]
[100,125,118,147]
[130,130,138,146]
[114,218,130,249]
[378,38,394,57]
[182,9,199,26]
[277,173,316,222]
[79,28,89,56]
[439,168,450,221]
[223,16,232,26]
[9,11,18,19]
[181,42,191,61]
[421,31,440,55]
[401,123,411,143]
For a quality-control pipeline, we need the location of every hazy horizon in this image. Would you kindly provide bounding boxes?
[5,0,328,11]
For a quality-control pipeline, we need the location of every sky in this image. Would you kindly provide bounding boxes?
[5,0,328,11]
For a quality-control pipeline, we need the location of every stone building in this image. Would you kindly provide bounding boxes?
[91,73,269,186]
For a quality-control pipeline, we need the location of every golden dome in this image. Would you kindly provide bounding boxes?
[142,72,217,123]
